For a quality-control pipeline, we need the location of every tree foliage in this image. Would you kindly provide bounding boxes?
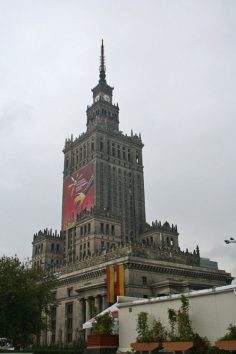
[168,295,193,341]
[93,312,114,335]
[136,312,167,343]
[0,256,58,346]
[220,324,236,340]
[136,312,151,342]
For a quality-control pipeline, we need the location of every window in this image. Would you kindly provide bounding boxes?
[67,288,73,297]
[67,333,72,343]
[136,151,140,164]
[123,147,126,160]
[50,305,57,344]
[112,143,115,157]
[106,224,109,235]
[111,225,115,235]
[101,223,104,234]
[65,157,69,169]
[88,223,91,234]
[128,149,131,162]
[51,243,55,252]
[66,303,73,316]
[68,318,73,329]
[76,150,79,164]
[142,276,147,285]
[100,139,104,151]
[83,144,86,159]
[117,145,120,158]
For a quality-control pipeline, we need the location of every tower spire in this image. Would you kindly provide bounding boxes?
[99,39,106,83]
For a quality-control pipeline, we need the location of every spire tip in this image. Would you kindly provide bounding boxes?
[99,40,106,83]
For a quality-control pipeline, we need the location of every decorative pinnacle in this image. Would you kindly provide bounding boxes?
[99,39,106,83]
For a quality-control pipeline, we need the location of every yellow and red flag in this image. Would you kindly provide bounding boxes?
[115,264,124,297]
[106,264,125,304]
[106,265,115,303]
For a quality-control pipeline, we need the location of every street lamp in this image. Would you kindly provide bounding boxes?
[224,237,236,244]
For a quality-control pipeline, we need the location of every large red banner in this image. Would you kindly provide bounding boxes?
[63,162,94,229]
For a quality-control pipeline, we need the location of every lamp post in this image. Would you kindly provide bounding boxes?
[224,237,236,244]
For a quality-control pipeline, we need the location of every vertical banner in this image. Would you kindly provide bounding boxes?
[115,264,125,297]
[63,162,94,230]
[106,266,115,304]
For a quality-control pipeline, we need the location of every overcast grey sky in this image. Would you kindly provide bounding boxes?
[0,0,235,280]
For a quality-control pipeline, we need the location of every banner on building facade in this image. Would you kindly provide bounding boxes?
[106,264,124,304]
[63,162,94,230]
[106,265,115,304]
[115,264,124,297]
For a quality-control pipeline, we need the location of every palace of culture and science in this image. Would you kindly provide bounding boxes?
[32,42,232,344]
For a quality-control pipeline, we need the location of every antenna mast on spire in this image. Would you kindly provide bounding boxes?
[99,39,106,83]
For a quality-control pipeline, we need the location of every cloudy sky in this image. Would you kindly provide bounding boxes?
[0,0,235,280]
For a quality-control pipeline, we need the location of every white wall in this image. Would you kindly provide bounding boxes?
[118,286,236,352]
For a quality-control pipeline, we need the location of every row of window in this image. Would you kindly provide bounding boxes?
[79,223,115,236]
[101,140,141,164]
[65,138,142,171]
[80,223,91,236]
[92,108,118,119]
[34,243,43,254]
[51,243,60,252]
[35,243,61,255]
[100,223,115,235]
[143,236,175,246]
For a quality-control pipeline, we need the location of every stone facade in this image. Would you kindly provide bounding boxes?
[32,41,233,345]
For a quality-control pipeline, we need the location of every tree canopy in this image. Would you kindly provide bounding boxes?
[0,256,58,346]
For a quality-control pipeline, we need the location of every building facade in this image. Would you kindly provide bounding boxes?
[32,42,233,345]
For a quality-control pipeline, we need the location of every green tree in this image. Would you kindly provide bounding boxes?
[177,295,193,341]
[136,312,152,342]
[136,312,167,343]
[0,256,58,347]
[151,319,167,343]
[220,324,236,340]
[168,295,193,341]
[168,308,177,340]
[93,312,114,335]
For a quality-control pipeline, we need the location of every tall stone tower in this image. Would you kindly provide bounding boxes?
[31,42,233,345]
[62,41,146,261]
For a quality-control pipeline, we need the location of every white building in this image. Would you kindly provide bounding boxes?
[118,285,236,352]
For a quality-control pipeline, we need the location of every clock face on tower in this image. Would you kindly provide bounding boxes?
[95,95,100,102]
[103,94,111,102]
